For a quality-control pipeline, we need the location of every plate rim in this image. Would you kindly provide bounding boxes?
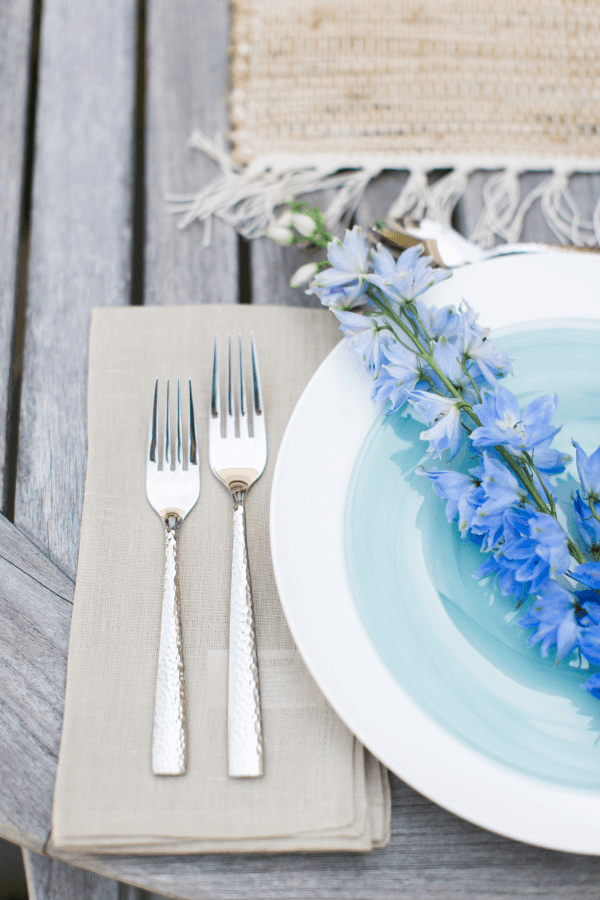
[270,252,600,854]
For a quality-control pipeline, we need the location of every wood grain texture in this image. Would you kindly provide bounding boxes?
[0,514,72,852]
[0,0,35,511]
[14,0,138,580]
[9,1,143,897]
[23,852,144,900]
[42,772,600,900]
[145,0,238,306]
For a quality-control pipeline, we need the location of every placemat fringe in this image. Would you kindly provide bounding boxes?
[169,131,600,248]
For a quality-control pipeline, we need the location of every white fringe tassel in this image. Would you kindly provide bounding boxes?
[169,132,600,247]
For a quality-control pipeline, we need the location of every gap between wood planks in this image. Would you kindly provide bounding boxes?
[130,0,146,307]
[4,0,43,526]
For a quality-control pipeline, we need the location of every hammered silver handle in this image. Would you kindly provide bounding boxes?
[152,513,187,776]
[228,492,263,777]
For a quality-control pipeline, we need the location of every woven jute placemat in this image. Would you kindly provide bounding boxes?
[173,0,600,247]
[230,0,600,166]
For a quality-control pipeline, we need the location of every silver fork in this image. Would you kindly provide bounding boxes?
[209,334,266,778]
[146,378,200,776]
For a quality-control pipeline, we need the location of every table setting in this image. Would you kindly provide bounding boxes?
[4,0,600,898]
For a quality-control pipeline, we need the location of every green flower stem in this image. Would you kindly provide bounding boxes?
[589,497,600,525]
[523,450,556,516]
[462,363,483,404]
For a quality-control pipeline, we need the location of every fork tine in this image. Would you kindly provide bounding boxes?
[164,379,171,469]
[238,334,249,438]
[211,335,220,419]
[189,379,198,466]
[149,378,159,464]
[176,378,183,468]
[250,333,264,418]
[226,334,235,437]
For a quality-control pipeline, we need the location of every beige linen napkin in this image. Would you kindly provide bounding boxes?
[51,304,391,853]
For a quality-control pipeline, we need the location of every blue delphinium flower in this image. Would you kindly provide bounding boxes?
[413,300,463,342]
[573,441,600,505]
[475,506,570,602]
[368,244,450,307]
[573,493,600,560]
[571,561,600,590]
[373,341,424,412]
[308,226,370,309]
[530,439,570,475]
[458,320,513,386]
[418,467,485,536]
[332,309,392,371]
[520,584,600,664]
[519,583,578,659]
[470,384,560,453]
[410,391,463,458]
[479,452,528,513]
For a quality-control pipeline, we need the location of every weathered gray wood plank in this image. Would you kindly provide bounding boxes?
[14,0,139,580]
[23,852,144,900]
[42,771,600,900]
[145,0,238,305]
[0,515,72,852]
[9,1,142,897]
[0,0,35,512]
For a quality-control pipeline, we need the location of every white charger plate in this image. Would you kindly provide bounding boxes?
[270,252,600,854]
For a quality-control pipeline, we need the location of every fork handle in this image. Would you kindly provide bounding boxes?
[228,491,263,777]
[152,513,187,776]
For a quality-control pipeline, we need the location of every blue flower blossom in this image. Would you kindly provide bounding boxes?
[477,452,528,514]
[519,583,578,659]
[530,439,570,475]
[573,493,600,559]
[475,506,570,602]
[418,468,485,535]
[573,441,600,502]
[333,310,392,371]
[372,342,424,412]
[459,329,513,386]
[410,391,463,458]
[520,584,600,664]
[470,385,560,453]
[368,244,450,307]
[571,561,600,590]
[308,226,370,308]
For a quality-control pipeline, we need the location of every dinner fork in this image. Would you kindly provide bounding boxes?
[146,378,199,776]
[209,334,266,777]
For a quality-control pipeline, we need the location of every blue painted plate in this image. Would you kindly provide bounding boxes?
[345,324,600,789]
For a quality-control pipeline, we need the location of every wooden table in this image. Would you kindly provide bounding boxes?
[3,1,600,898]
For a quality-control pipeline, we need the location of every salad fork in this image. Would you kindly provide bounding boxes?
[209,334,266,777]
[146,378,199,776]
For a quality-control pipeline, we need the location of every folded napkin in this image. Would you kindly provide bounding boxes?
[51,304,391,853]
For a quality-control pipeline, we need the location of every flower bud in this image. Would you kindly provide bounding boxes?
[290,262,319,288]
[291,212,318,238]
[265,225,295,245]
[276,210,294,228]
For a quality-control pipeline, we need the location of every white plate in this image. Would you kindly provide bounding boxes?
[270,252,600,854]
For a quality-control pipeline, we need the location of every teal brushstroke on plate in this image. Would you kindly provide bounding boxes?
[344,323,600,788]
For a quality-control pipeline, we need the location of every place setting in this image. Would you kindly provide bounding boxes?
[48,205,600,859]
